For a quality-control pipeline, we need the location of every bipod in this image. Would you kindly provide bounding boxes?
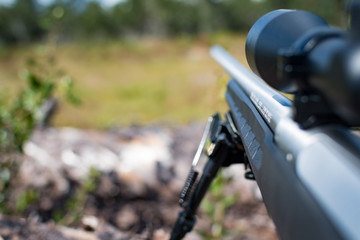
[170,112,245,240]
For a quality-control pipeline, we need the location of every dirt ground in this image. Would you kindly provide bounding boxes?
[0,124,278,240]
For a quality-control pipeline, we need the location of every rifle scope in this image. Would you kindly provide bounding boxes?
[246,9,360,126]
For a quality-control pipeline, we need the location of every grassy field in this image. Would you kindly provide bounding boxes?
[0,34,248,128]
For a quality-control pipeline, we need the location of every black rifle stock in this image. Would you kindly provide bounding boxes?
[171,7,360,240]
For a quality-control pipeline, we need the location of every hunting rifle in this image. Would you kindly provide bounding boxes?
[170,4,360,240]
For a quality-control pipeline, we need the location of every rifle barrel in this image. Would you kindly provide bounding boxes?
[210,45,292,131]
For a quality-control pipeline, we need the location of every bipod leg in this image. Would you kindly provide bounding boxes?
[170,113,243,240]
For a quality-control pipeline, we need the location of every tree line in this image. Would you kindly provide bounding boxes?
[0,0,343,45]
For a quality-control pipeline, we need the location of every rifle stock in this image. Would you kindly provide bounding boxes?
[225,73,360,240]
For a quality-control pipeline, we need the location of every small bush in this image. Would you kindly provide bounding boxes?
[0,45,79,214]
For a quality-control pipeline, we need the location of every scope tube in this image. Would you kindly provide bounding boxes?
[245,9,360,125]
[245,10,328,92]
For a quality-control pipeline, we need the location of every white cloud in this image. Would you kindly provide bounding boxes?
[37,0,54,6]
[100,0,126,8]
[0,0,14,6]
[0,0,127,7]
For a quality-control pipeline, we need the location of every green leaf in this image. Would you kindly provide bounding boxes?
[26,72,42,90]
[222,194,237,208]
[201,198,215,216]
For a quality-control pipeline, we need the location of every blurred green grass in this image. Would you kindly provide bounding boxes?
[0,33,248,128]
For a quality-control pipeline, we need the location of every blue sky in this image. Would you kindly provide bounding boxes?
[0,0,125,8]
